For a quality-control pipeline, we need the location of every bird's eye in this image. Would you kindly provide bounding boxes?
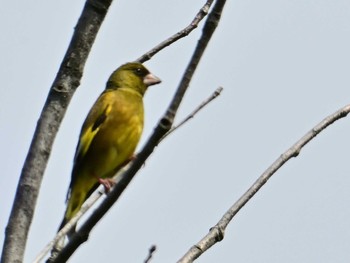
[134,67,144,76]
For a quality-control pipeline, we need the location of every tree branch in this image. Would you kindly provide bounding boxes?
[161,87,223,141]
[177,104,350,263]
[1,1,114,263]
[136,0,214,63]
[50,0,225,261]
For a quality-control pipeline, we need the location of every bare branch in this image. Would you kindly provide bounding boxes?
[162,87,223,141]
[1,1,114,263]
[50,0,225,261]
[136,0,214,63]
[177,104,350,263]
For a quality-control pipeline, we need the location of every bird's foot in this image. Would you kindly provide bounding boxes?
[98,178,115,193]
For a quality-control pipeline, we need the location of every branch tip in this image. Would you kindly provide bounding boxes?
[144,244,157,263]
[214,86,223,96]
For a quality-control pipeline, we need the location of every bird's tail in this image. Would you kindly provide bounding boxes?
[58,180,100,238]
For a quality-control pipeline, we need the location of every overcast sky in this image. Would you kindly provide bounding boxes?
[2,0,350,262]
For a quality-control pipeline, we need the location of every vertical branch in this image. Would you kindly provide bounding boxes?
[50,0,226,261]
[1,1,113,263]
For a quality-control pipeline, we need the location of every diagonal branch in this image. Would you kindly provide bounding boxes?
[1,1,114,263]
[50,0,226,261]
[136,0,214,63]
[177,104,350,263]
[161,86,223,141]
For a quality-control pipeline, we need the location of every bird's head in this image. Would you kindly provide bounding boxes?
[106,62,161,96]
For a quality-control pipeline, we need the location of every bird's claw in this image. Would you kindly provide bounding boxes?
[98,178,116,193]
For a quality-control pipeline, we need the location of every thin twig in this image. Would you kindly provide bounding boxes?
[50,0,225,261]
[162,87,223,141]
[136,0,214,63]
[177,104,350,263]
[144,245,157,263]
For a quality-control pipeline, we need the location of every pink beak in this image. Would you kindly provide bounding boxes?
[143,73,161,86]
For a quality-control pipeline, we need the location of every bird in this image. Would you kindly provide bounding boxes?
[58,62,161,236]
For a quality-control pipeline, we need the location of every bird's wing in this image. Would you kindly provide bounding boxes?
[67,92,112,199]
[75,99,112,165]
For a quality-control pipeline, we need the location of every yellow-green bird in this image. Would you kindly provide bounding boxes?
[59,62,161,235]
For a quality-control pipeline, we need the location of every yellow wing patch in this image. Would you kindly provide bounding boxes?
[75,104,112,162]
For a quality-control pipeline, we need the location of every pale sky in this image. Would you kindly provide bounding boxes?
[1,1,350,262]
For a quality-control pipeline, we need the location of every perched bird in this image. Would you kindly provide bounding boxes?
[59,62,161,235]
